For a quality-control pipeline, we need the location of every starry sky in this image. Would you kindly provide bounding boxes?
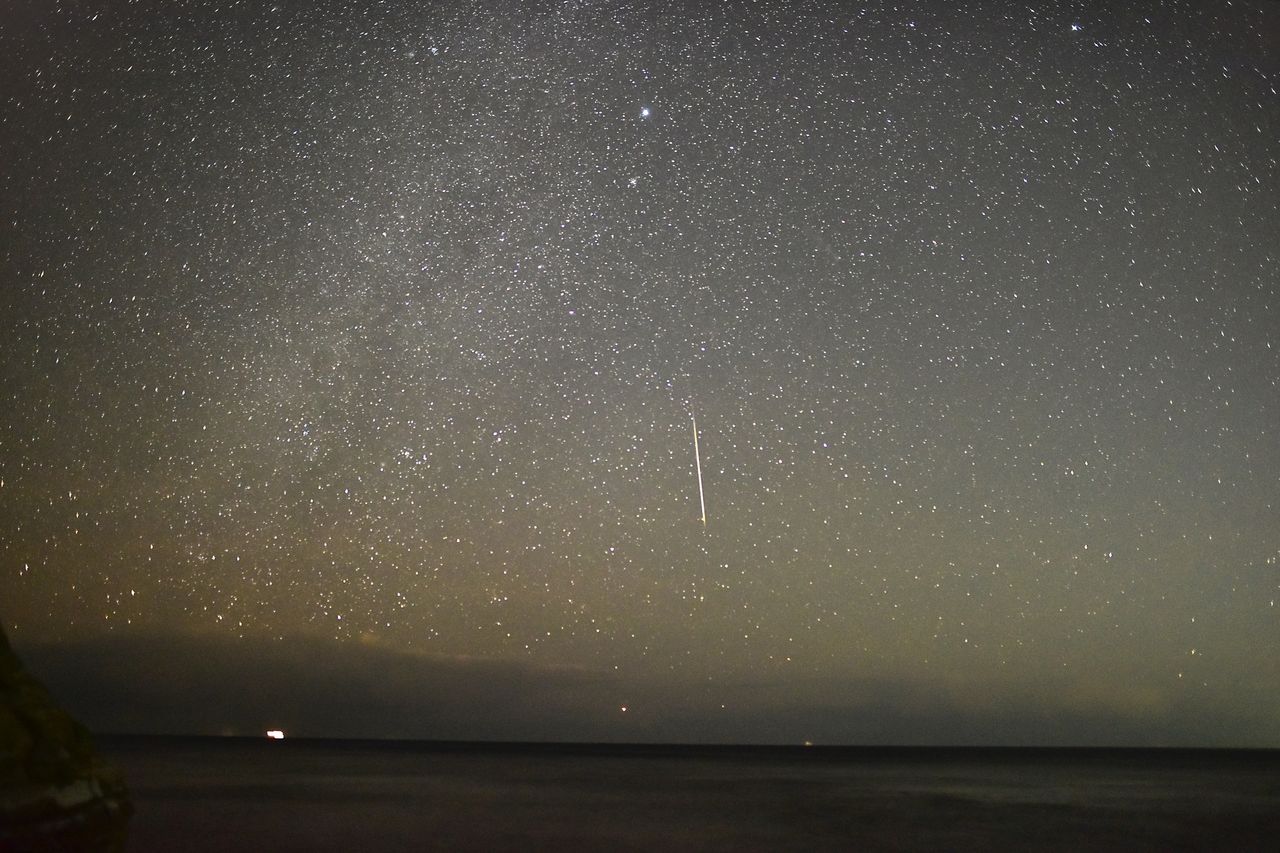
[2,0,1278,745]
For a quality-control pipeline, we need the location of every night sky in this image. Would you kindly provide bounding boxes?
[2,0,1277,745]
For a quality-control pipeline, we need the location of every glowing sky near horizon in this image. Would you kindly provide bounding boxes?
[1,0,1277,741]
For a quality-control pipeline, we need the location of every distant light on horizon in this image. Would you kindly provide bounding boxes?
[266,730,285,740]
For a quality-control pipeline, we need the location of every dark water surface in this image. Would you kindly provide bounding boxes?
[100,737,1279,852]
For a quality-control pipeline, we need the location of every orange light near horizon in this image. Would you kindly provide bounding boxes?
[266,730,285,740]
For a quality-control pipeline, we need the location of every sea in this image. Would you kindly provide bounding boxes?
[99,736,1279,852]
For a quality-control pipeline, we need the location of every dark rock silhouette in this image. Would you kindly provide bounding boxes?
[1,626,130,852]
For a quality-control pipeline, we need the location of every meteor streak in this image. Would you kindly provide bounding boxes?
[692,412,707,527]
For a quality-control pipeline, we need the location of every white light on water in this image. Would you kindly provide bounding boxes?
[266,730,285,740]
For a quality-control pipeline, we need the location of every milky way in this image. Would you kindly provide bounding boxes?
[2,1,1277,743]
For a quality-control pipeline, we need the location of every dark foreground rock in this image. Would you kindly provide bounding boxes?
[1,627,130,852]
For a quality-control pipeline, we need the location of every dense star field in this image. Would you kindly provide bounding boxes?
[1,1,1277,744]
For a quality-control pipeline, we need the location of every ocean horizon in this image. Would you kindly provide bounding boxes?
[99,734,1280,851]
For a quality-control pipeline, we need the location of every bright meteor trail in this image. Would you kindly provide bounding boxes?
[692,412,706,528]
